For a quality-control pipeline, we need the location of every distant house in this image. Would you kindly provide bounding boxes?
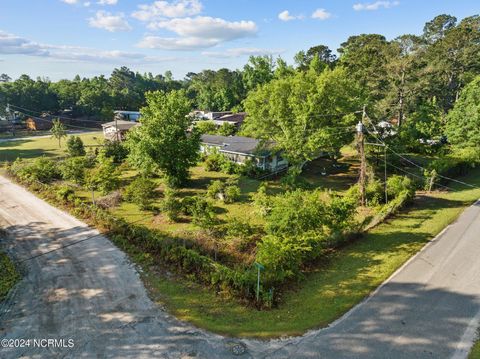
[102,120,140,141]
[114,110,141,122]
[190,110,247,131]
[200,134,288,172]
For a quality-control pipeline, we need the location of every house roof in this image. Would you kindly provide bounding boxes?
[215,112,246,124]
[102,120,139,131]
[201,134,273,156]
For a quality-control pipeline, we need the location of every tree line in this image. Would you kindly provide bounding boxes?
[0,14,479,149]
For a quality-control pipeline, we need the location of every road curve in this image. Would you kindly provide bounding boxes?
[1,175,480,358]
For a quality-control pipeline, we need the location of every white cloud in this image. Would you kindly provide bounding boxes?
[312,8,332,20]
[202,47,284,58]
[139,16,257,50]
[138,36,218,50]
[88,11,132,32]
[0,31,49,56]
[353,1,399,11]
[84,1,91,6]
[132,0,202,21]
[98,0,118,4]
[0,30,172,64]
[61,0,78,4]
[148,16,256,39]
[278,10,303,22]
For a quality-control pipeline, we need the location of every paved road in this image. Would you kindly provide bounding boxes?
[0,175,479,358]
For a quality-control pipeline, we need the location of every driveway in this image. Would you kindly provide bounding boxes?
[0,175,479,358]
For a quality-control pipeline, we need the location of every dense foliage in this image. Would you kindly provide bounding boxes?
[125,90,201,187]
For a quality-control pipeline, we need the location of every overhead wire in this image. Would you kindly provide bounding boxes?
[362,111,478,190]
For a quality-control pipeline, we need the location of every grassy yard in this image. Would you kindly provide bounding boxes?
[0,132,103,162]
[0,252,20,301]
[139,167,480,338]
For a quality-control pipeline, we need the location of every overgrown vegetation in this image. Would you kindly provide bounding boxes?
[0,251,20,301]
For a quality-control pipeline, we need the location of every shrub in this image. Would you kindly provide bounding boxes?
[56,185,75,202]
[101,140,129,164]
[60,157,86,184]
[240,158,264,178]
[366,178,384,207]
[163,188,182,222]
[220,160,241,175]
[207,180,225,200]
[84,155,120,195]
[190,197,218,229]
[207,179,241,203]
[204,152,226,172]
[124,177,157,210]
[10,157,60,184]
[224,184,241,203]
[387,175,415,201]
[66,136,86,157]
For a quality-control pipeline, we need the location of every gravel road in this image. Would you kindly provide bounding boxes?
[1,175,479,358]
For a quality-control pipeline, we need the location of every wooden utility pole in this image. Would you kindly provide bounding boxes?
[357,106,367,207]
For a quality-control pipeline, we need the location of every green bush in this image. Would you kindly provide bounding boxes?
[387,175,415,201]
[124,177,157,210]
[163,188,182,222]
[101,140,129,164]
[84,155,120,195]
[60,157,86,184]
[366,178,384,207]
[56,185,75,202]
[220,160,241,175]
[204,152,226,172]
[66,136,86,157]
[207,179,241,203]
[10,157,60,184]
[190,197,218,229]
[224,184,241,203]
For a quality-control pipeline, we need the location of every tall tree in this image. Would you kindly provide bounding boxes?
[338,34,391,109]
[125,90,200,187]
[445,76,480,148]
[243,66,361,168]
[242,55,275,92]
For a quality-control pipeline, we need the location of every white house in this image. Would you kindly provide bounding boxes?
[200,134,288,172]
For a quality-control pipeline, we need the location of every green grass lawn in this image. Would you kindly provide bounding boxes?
[139,167,480,338]
[0,252,20,301]
[0,132,103,162]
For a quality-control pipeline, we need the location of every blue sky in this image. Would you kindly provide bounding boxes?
[0,0,478,80]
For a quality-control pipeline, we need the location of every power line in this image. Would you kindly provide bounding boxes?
[16,112,103,132]
[386,160,458,192]
[362,112,478,190]
[8,104,106,124]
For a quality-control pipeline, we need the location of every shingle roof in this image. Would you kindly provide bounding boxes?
[201,134,273,156]
[101,120,139,131]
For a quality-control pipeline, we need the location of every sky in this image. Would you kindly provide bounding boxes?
[0,0,479,80]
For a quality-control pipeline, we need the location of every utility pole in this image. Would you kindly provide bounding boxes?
[357,106,367,207]
[398,69,405,128]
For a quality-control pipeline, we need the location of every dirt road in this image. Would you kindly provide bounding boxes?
[1,175,480,358]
